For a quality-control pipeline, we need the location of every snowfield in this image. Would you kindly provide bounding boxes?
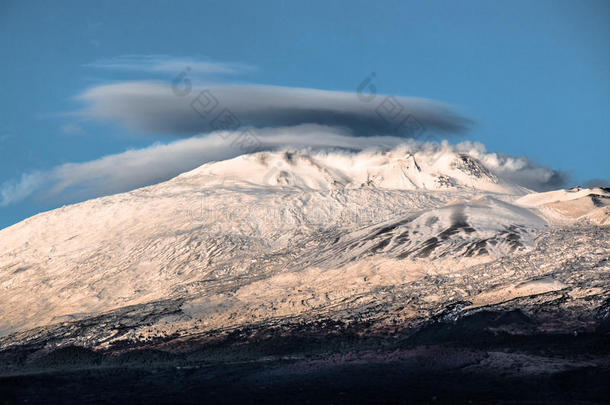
[0,147,608,353]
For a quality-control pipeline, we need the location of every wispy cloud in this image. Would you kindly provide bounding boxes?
[0,126,567,207]
[582,178,610,188]
[85,55,254,75]
[448,141,570,191]
[60,123,86,136]
[0,172,45,207]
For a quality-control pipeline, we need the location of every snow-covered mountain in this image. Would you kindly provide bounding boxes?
[0,147,608,359]
[184,147,527,193]
[517,186,610,225]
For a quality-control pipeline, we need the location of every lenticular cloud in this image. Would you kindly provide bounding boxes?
[77,81,472,137]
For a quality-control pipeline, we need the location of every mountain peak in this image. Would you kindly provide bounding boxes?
[181,148,523,194]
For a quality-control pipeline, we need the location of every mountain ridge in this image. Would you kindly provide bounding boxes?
[178,148,529,194]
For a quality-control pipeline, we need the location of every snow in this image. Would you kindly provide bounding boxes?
[180,148,529,194]
[516,187,610,225]
[516,187,609,206]
[469,276,568,308]
[0,148,608,345]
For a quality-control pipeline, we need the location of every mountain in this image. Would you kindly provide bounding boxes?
[1,148,609,403]
[517,186,610,225]
[184,148,527,193]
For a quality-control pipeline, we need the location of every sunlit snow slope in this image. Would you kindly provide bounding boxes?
[0,147,608,349]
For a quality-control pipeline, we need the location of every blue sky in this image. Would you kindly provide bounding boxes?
[1,0,609,229]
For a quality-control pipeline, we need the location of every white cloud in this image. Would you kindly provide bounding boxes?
[0,126,567,207]
[0,172,45,207]
[438,141,569,191]
[85,55,254,75]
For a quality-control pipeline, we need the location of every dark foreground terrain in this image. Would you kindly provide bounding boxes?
[2,310,610,405]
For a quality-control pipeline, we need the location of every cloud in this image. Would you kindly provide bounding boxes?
[0,126,567,207]
[0,172,45,206]
[76,81,473,138]
[448,141,570,191]
[581,178,610,188]
[0,126,403,205]
[60,123,86,136]
[85,55,254,75]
